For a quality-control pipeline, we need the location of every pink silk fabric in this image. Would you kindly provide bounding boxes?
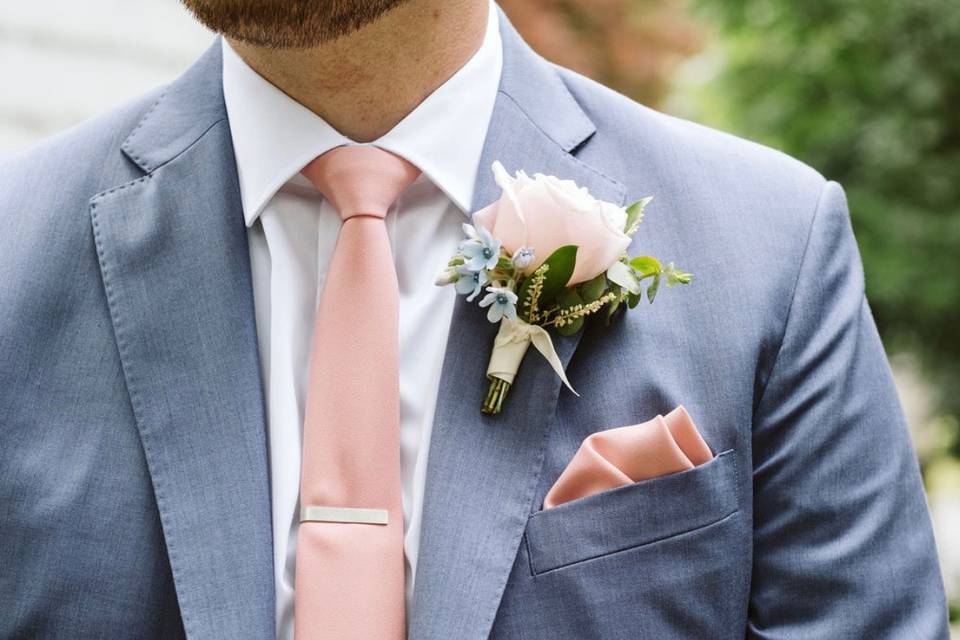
[295,146,420,640]
[543,406,713,509]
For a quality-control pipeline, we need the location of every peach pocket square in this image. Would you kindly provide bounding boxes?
[543,406,713,509]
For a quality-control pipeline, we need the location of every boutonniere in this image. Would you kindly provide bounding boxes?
[436,162,692,415]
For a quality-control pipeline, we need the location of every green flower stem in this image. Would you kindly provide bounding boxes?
[482,376,512,415]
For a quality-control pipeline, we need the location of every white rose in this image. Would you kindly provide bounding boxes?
[472,162,631,285]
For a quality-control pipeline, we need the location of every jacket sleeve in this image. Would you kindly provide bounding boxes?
[747,181,949,638]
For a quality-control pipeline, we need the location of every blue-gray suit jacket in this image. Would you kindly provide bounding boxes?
[0,11,948,640]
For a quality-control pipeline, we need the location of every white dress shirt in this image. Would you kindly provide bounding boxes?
[220,3,503,638]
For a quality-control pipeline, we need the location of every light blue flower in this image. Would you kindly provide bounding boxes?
[455,265,489,301]
[478,286,519,323]
[460,225,502,272]
[511,246,535,270]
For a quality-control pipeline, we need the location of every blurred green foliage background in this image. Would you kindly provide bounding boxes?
[693,0,960,426]
[503,0,960,626]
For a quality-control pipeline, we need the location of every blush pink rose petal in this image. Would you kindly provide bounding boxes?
[473,162,631,285]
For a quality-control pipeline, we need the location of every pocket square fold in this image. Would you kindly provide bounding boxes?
[543,406,713,509]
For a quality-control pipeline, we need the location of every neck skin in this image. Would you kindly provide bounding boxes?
[227,0,489,142]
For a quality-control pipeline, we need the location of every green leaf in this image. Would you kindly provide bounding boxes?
[630,255,662,277]
[539,245,578,304]
[518,245,578,306]
[556,289,585,336]
[627,291,642,308]
[664,262,693,286]
[579,273,607,303]
[558,287,582,305]
[646,274,661,303]
[603,284,622,325]
[557,317,585,336]
[604,299,622,325]
[624,196,652,236]
[516,245,578,322]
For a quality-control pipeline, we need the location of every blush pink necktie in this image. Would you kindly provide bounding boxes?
[295,145,420,640]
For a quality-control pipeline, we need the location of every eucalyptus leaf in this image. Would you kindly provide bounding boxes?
[606,260,641,295]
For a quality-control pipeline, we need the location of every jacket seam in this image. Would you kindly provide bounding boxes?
[92,118,228,205]
[529,508,740,577]
[752,178,831,412]
[120,89,168,173]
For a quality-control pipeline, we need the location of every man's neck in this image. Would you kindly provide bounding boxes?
[227,0,489,143]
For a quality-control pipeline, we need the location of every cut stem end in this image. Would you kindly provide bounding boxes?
[482,376,512,415]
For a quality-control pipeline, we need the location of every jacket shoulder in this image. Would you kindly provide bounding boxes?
[553,66,850,385]
[0,86,163,210]
[0,87,164,307]
[555,65,827,217]
[554,64,836,294]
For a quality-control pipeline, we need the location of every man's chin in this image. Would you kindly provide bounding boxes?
[180,0,413,49]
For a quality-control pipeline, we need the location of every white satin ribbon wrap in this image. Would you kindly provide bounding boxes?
[486,319,578,395]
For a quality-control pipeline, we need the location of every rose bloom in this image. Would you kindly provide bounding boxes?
[473,162,630,285]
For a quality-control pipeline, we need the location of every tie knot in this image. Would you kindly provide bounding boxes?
[302,146,421,221]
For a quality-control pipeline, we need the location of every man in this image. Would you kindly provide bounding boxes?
[0,0,948,638]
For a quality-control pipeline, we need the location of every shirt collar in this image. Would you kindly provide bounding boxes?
[222,0,503,227]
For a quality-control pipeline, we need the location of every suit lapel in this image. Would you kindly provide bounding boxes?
[89,42,275,639]
[410,12,625,640]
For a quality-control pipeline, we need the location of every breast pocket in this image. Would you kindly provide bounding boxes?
[524,449,739,576]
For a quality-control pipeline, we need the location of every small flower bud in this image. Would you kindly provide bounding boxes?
[434,267,459,286]
[512,246,535,270]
